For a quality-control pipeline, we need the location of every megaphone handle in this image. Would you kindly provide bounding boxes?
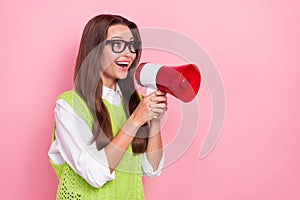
[146,87,157,96]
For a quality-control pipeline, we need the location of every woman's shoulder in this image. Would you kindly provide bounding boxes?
[55,89,94,128]
[55,89,87,111]
[56,89,77,101]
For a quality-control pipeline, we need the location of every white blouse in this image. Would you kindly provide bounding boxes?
[48,85,164,188]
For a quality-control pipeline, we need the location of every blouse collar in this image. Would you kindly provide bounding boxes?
[102,84,122,106]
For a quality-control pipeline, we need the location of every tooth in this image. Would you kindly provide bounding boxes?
[117,61,129,65]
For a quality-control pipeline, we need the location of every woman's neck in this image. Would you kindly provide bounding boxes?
[102,79,117,91]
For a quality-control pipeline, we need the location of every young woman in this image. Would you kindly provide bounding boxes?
[48,14,167,200]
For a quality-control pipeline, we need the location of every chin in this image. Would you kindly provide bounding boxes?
[117,73,128,80]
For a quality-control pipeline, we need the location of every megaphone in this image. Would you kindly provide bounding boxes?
[135,63,201,103]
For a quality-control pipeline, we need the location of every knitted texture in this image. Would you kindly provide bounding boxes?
[50,90,144,200]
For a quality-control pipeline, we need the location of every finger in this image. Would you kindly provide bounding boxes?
[151,112,160,119]
[150,96,167,103]
[155,90,166,96]
[151,107,164,114]
[144,90,159,99]
[151,103,167,109]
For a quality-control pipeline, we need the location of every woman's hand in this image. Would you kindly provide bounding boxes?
[149,91,167,120]
[130,91,167,127]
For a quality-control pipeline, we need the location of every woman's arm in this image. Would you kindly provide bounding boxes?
[104,117,139,173]
[144,91,167,171]
[145,119,163,171]
[49,99,115,188]
[104,91,167,173]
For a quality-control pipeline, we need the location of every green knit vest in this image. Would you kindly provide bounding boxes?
[50,90,144,200]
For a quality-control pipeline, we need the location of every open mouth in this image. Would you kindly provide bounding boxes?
[115,61,130,68]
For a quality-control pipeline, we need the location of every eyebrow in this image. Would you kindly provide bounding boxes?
[109,36,134,40]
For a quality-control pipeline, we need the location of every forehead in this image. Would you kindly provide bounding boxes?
[107,24,134,40]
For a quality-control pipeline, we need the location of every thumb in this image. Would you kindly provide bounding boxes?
[145,90,158,98]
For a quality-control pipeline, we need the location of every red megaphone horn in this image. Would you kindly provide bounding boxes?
[135,63,201,103]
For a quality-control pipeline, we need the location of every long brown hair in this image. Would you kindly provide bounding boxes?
[74,14,149,153]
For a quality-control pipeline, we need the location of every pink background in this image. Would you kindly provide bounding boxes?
[1,0,299,199]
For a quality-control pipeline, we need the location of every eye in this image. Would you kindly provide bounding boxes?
[113,41,121,47]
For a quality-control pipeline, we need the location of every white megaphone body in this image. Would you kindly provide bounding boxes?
[135,63,201,103]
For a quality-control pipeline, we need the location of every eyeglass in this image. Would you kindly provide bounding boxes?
[106,40,141,53]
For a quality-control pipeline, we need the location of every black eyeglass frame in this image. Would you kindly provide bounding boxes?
[105,40,142,53]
